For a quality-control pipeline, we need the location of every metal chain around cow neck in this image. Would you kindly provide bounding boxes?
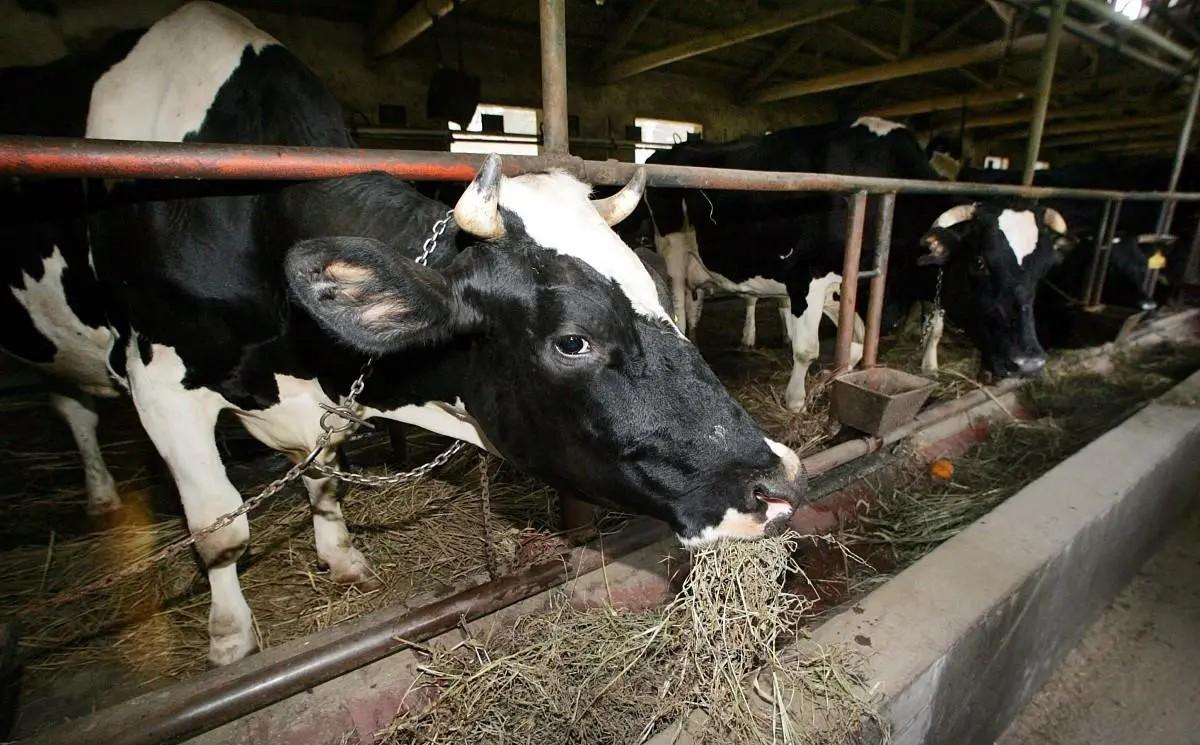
[17,212,468,613]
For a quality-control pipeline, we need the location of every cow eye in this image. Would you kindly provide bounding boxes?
[554,335,591,357]
[971,256,989,275]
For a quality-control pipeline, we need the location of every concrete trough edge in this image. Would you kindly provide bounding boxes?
[810,369,1200,745]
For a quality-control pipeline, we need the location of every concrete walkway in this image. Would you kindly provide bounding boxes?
[996,502,1200,745]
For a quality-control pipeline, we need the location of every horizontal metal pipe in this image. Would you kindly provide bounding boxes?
[27,519,668,745]
[3,136,1200,202]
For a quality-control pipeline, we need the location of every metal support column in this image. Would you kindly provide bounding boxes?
[1088,200,1122,308]
[1156,66,1200,235]
[1186,213,1200,285]
[835,191,868,373]
[1082,199,1112,306]
[540,0,569,155]
[862,193,896,368]
[1023,0,1068,186]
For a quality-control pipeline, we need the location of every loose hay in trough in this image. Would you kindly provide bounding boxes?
[384,533,882,745]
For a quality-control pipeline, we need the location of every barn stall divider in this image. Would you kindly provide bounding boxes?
[3,0,1200,740]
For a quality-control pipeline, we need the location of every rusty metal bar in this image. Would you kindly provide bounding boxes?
[835,191,868,373]
[862,193,896,368]
[1082,199,1113,308]
[26,520,667,745]
[8,136,1200,203]
[1157,66,1200,235]
[1023,0,1067,186]
[540,0,569,155]
[1089,200,1123,308]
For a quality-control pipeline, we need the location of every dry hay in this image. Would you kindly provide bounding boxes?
[845,340,1200,584]
[383,533,882,745]
[0,448,563,685]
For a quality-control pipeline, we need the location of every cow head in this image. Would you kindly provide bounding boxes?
[918,202,1073,379]
[285,155,804,544]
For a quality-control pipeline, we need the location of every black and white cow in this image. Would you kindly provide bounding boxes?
[1,2,804,666]
[646,118,1072,410]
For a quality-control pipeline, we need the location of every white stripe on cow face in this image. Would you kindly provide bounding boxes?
[87,2,278,142]
[497,171,678,328]
[997,209,1039,265]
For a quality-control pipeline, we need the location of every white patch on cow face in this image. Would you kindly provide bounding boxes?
[9,246,117,397]
[678,508,770,546]
[497,171,678,328]
[852,116,905,137]
[997,209,1039,265]
[87,2,278,142]
[369,398,495,453]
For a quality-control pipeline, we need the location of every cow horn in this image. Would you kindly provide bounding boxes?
[1044,208,1067,235]
[932,203,976,228]
[454,153,506,239]
[591,168,647,226]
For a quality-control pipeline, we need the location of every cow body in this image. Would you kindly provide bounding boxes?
[646,119,1071,410]
[1,2,804,666]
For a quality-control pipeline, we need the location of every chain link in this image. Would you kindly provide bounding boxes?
[20,214,465,614]
[414,210,455,267]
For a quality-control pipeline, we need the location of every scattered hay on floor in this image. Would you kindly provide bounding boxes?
[0,450,562,684]
[383,533,882,745]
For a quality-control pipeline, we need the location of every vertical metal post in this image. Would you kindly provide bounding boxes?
[1089,200,1122,308]
[1185,213,1200,285]
[862,193,896,368]
[540,0,569,155]
[1022,0,1068,186]
[1082,199,1112,307]
[835,190,868,373]
[1156,65,1200,235]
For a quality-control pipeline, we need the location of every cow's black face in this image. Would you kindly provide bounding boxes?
[285,164,805,544]
[922,204,1072,379]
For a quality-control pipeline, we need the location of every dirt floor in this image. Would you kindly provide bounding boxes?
[996,503,1200,745]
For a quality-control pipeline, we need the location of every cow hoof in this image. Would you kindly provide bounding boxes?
[85,489,123,517]
[785,397,807,414]
[327,550,380,590]
[208,628,258,667]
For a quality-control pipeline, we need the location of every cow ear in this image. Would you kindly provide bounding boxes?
[917,226,961,267]
[285,236,470,354]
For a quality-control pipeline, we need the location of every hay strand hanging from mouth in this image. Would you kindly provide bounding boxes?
[383,533,882,745]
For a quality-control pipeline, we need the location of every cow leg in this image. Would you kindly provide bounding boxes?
[48,391,120,515]
[921,309,945,373]
[301,455,373,586]
[127,345,255,667]
[784,278,833,413]
[778,298,792,346]
[656,232,691,330]
[686,288,706,339]
[821,283,865,369]
[741,297,758,347]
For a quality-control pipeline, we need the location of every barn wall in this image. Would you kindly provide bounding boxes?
[0,0,837,156]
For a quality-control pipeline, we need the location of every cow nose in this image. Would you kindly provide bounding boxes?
[1011,355,1046,376]
[753,471,805,521]
[1140,299,1158,312]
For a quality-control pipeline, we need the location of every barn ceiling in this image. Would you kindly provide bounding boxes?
[223,0,1200,158]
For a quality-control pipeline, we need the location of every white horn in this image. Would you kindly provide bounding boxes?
[1044,208,1067,235]
[454,153,505,239]
[932,203,977,229]
[591,167,647,226]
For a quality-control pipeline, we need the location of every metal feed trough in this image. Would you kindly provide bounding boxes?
[832,368,937,436]
[4,0,1200,741]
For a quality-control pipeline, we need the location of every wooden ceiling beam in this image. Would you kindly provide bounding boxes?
[865,73,1129,118]
[994,112,1183,140]
[825,21,896,61]
[595,0,662,66]
[750,32,1054,104]
[601,0,872,84]
[739,28,815,91]
[370,0,464,57]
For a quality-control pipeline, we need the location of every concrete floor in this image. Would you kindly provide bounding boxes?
[996,502,1200,745]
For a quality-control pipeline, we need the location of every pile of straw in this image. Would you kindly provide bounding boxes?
[384,533,881,745]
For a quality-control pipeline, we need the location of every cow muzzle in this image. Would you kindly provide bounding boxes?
[1009,355,1047,377]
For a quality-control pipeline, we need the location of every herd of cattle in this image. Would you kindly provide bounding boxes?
[0,1,1188,666]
